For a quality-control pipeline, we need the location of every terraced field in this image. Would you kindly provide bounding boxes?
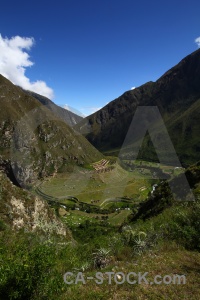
[35,159,184,226]
[37,162,151,201]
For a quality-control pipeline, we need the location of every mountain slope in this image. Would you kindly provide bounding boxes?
[131,161,200,221]
[23,90,83,126]
[76,49,200,165]
[0,171,71,237]
[0,74,102,186]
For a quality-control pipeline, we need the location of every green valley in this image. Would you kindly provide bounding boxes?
[0,48,200,300]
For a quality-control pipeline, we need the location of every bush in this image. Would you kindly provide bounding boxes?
[0,232,68,300]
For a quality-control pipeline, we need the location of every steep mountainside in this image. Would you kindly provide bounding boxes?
[131,161,200,221]
[23,90,83,126]
[76,49,200,165]
[0,75,102,186]
[0,171,71,237]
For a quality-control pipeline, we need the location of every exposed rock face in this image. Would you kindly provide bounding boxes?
[0,172,71,238]
[0,74,103,186]
[76,49,200,165]
[0,156,20,186]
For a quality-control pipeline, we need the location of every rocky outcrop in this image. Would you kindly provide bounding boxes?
[0,171,71,238]
[0,74,103,186]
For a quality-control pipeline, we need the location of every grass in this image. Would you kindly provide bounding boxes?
[35,159,184,226]
[1,163,200,299]
[60,209,132,228]
[109,210,132,226]
[39,162,152,202]
[58,244,200,300]
[1,159,195,299]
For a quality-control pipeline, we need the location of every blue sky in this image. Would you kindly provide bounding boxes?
[0,0,200,116]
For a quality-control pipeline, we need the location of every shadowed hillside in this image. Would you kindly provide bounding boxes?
[23,90,83,127]
[0,74,102,186]
[76,49,200,165]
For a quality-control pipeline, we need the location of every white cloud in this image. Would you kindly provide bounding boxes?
[0,34,54,99]
[131,86,136,90]
[195,37,200,48]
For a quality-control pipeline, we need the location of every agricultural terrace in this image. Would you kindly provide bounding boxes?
[34,159,184,226]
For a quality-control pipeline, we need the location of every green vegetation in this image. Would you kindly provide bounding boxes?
[1,189,200,299]
[38,161,153,200]
[35,159,184,226]
[1,52,200,298]
[1,152,200,299]
[0,74,103,187]
[75,49,200,166]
